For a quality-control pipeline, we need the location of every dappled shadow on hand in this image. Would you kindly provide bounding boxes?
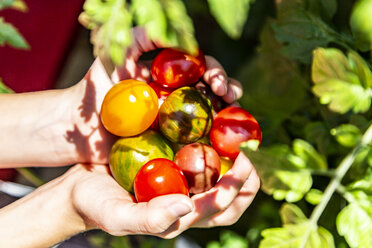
[64,72,116,164]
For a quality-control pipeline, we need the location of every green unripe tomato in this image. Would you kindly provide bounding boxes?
[109,130,174,193]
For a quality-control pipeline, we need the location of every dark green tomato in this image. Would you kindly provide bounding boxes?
[109,130,174,193]
[159,87,213,144]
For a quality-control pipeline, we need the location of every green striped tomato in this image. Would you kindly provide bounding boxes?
[109,130,174,193]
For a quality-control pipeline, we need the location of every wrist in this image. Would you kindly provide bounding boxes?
[0,166,87,248]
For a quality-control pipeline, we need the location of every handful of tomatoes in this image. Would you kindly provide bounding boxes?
[101,48,262,202]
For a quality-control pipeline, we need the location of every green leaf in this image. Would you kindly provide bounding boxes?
[305,0,337,21]
[304,122,335,155]
[331,124,362,147]
[305,189,324,205]
[0,0,27,11]
[272,1,340,64]
[350,0,372,52]
[292,139,328,170]
[207,231,249,248]
[81,0,133,67]
[311,48,372,114]
[0,79,14,94]
[241,144,313,202]
[260,223,335,248]
[280,203,307,225]
[207,0,253,39]
[0,17,29,49]
[337,203,372,248]
[132,0,197,54]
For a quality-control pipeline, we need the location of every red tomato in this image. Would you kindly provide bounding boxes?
[134,158,189,202]
[151,48,206,88]
[209,106,262,160]
[0,168,17,182]
[148,82,174,130]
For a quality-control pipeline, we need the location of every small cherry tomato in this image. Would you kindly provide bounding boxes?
[174,143,220,194]
[101,79,159,137]
[209,106,262,160]
[134,158,189,202]
[151,48,206,88]
[148,82,174,131]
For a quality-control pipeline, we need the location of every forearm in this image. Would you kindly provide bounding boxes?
[0,167,87,248]
[0,85,86,167]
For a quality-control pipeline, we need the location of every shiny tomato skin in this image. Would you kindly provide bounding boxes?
[209,107,262,160]
[134,158,189,202]
[148,82,174,131]
[151,48,206,88]
[101,79,159,137]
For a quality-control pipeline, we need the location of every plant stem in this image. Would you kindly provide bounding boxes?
[299,123,372,248]
[16,168,44,187]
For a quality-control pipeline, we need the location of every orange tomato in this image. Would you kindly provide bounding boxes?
[101,79,159,137]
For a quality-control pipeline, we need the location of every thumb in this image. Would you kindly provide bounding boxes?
[112,194,193,235]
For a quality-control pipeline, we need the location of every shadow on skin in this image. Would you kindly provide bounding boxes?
[64,71,117,163]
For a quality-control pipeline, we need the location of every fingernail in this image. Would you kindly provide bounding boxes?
[169,200,193,217]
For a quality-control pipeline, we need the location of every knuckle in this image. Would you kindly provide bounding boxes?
[142,215,169,234]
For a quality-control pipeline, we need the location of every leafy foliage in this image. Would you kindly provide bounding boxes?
[207,0,253,39]
[207,230,249,248]
[241,139,327,202]
[350,0,372,52]
[271,0,345,64]
[311,48,372,114]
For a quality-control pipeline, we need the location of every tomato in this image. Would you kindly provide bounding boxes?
[148,82,174,131]
[0,168,17,182]
[174,143,220,194]
[219,157,233,179]
[101,79,159,137]
[151,48,206,88]
[209,106,262,160]
[134,158,189,202]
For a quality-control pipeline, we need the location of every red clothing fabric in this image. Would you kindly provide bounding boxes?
[0,0,85,92]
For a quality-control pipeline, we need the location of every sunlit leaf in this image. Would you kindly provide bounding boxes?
[80,0,133,69]
[241,144,313,202]
[331,124,362,147]
[132,0,197,54]
[311,48,372,114]
[280,203,307,225]
[207,0,253,39]
[350,0,372,52]
[305,189,324,205]
[0,17,29,49]
[207,230,249,248]
[337,203,372,248]
[292,139,328,170]
[0,0,27,11]
[0,79,13,94]
[260,222,335,248]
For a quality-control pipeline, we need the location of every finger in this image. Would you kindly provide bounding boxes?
[203,56,228,96]
[106,194,193,236]
[159,152,254,238]
[222,78,243,104]
[193,168,260,227]
[111,61,151,83]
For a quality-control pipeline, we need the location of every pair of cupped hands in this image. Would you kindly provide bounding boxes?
[55,27,260,239]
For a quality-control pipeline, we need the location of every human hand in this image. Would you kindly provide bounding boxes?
[69,27,243,164]
[71,152,259,238]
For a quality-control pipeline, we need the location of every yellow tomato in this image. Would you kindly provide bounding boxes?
[101,79,159,137]
[219,157,234,178]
